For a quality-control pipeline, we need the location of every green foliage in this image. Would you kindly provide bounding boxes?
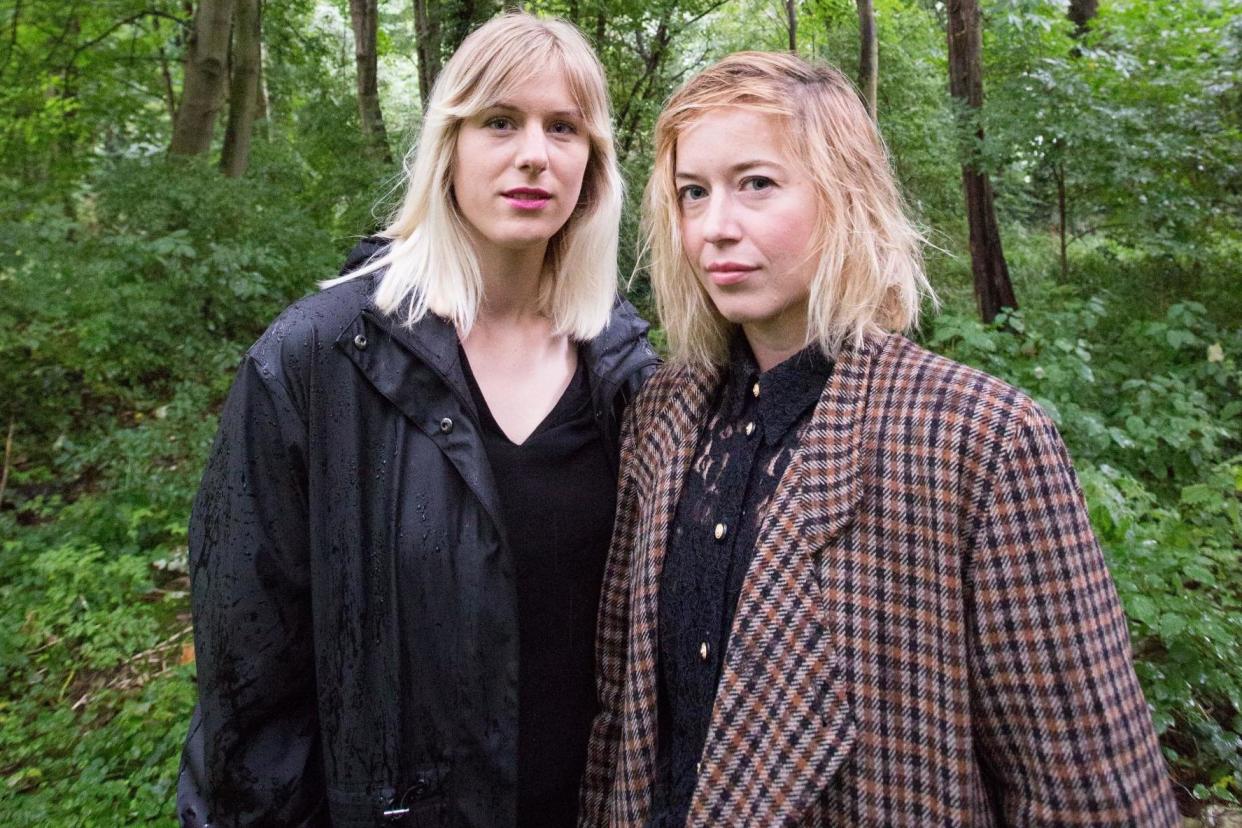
[0,151,351,458]
[1,0,1240,819]
[0,379,210,824]
[983,0,1242,256]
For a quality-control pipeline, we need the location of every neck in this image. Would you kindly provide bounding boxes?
[473,238,549,326]
[743,316,809,372]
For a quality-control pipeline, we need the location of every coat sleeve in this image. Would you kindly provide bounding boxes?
[177,354,326,826]
[579,395,645,827]
[965,402,1180,826]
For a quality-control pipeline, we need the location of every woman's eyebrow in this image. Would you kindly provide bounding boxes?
[675,160,784,180]
[488,101,584,120]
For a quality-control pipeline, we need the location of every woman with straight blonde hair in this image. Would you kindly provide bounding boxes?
[581,52,1177,826]
[177,12,657,827]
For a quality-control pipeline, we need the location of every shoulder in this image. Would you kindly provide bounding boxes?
[247,276,375,376]
[624,360,715,437]
[871,334,1044,438]
[587,294,660,394]
[865,334,1066,507]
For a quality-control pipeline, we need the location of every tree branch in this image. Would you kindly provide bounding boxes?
[0,418,14,512]
[69,10,190,62]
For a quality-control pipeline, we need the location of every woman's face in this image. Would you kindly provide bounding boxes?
[675,107,820,350]
[452,66,591,262]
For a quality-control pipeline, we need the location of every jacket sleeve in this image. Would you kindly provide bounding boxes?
[579,396,645,826]
[178,354,325,826]
[965,402,1179,826]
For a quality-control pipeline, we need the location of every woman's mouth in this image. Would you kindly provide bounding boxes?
[705,262,758,286]
[502,188,552,210]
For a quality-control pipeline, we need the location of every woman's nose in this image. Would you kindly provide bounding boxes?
[701,194,741,244]
[514,124,549,173]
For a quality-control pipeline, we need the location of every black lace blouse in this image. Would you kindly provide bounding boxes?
[651,335,834,826]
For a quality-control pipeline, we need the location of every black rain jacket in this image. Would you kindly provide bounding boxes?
[177,239,658,827]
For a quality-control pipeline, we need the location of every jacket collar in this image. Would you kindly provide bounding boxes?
[335,284,657,539]
[337,299,505,539]
[356,283,656,422]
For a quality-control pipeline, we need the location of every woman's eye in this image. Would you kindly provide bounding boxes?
[549,121,578,135]
[484,116,515,130]
[678,185,708,202]
[743,176,774,192]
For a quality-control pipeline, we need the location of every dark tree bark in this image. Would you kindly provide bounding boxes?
[1068,0,1099,37]
[946,0,1016,323]
[1054,0,1098,276]
[152,17,178,123]
[616,19,672,158]
[1055,160,1068,282]
[220,0,261,177]
[413,0,442,109]
[349,0,391,161]
[786,0,797,51]
[170,0,236,156]
[445,0,500,58]
[856,0,877,119]
[412,0,499,109]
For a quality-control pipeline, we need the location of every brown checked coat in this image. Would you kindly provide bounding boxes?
[580,333,1179,827]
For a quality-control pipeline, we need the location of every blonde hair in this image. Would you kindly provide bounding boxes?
[644,51,934,367]
[325,12,623,340]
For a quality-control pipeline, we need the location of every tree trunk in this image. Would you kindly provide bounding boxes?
[170,0,236,156]
[1056,159,1068,283]
[349,0,391,161]
[220,0,261,177]
[413,0,442,109]
[786,0,797,52]
[153,17,178,124]
[1067,0,1099,37]
[856,0,877,119]
[617,20,672,159]
[256,41,269,122]
[946,0,1016,323]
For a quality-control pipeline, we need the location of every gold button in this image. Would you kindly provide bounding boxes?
[744,421,755,437]
[699,642,709,661]
[752,382,760,398]
[713,522,727,540]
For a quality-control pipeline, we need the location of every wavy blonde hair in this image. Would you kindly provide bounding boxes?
[644,51,934,366]
[325,12,623,340]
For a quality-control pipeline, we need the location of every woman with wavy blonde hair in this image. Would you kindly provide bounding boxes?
[178,12,657,827]
[582,52,1176,826]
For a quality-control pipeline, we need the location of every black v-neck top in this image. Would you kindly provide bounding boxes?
[461,348,617,828]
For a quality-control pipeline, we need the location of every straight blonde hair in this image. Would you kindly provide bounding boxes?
[325,12,623,340]
[645,52,935,367]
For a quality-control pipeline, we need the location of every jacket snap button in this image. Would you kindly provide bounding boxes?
[439,417,453,434]
[353,333,368,350]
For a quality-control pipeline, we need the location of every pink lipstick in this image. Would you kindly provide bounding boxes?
[503,187,552,210]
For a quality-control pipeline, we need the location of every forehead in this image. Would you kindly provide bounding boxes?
[478,57,590,117]
[674,107,794,173]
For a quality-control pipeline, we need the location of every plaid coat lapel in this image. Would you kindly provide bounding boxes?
[688,335,883,825]
[612,360,722,823]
